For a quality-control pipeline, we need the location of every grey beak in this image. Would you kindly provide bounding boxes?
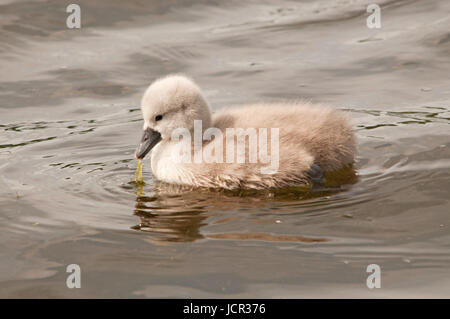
[135,127,162,159]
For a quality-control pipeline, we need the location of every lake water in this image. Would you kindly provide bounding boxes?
[0,0,449,298]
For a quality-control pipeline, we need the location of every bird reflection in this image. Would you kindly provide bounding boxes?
[132,183,210,242]
[130,166,357,243]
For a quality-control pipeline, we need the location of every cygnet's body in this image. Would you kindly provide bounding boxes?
[135,75,356,190]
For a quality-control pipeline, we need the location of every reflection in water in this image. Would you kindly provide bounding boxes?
[132,183,209,242]
[208,232,328,243]
[130,166,357,243]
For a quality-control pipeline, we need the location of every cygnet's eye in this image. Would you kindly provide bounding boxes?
[155,114,163,122]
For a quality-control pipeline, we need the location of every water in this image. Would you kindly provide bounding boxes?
[0,0,449,297]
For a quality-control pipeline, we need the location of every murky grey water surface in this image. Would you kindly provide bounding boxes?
[0,0,449,298]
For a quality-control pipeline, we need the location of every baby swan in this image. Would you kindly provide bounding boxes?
[135,74,356,190]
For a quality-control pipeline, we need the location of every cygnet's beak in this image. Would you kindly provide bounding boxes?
[135,127,162,159]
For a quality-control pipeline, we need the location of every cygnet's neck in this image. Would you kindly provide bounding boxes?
[150,138,197,186]
[150,120,211,185]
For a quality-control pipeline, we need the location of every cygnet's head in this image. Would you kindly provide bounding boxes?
[135,74,211,159]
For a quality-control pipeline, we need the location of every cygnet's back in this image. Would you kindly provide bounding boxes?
[213,102,356,172]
